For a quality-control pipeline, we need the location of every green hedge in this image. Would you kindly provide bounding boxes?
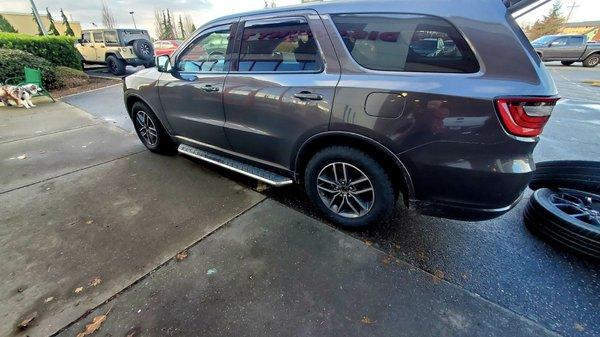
[0,49,59,89]
[0,33,81,70]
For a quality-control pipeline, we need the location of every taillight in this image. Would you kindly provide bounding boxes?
[495,97,559,137]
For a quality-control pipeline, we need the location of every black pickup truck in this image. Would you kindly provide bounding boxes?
[532,34,600,67]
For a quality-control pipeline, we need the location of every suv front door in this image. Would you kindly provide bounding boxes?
[91,31,106,62]
[159,24,234,150]
[222,13,339,171]
[77,32,95,62]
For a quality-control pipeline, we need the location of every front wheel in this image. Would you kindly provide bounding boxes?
[304,146,396,228]
[582,54,600,68]
[131,101,177,155]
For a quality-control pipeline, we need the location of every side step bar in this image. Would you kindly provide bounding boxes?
[178,144,294,186]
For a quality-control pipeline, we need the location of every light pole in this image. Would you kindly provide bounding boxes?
[129,11,137,29]
[29,0,47,36]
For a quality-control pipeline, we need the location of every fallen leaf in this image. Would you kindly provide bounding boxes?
[17,154,27,160]
[176,250,188,261]
[85,220,94,225]
[416,251,427,263]
[360,315,376,324]
[125,327,141,337]
[433,270,445,283]
[89,277,102,287]
[207,268,217,275]
[44,296,54,303]
[364,240,373,246]
[18,311,37,329]
[381,255,393,266]
[74,287,84,294]
[76,314,107,337]
[574,323,585,332]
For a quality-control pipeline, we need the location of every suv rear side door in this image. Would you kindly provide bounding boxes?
[222,12,340,171]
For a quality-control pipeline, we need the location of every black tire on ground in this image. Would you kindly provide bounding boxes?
[132,39,154,61]
[131,101,177,155]
[304,146,397,228]
[561,61,575,66]
[524,188,600,259]
[529,161,600,194]
[582,54,600,68]
[106,55,126,76]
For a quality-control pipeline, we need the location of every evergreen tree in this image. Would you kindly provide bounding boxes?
[61,9,75,36]
[178,15,185,39]
[0,14,17,33]
[46,8,60,36]
[525,1,567,40]
[32,8,44,36]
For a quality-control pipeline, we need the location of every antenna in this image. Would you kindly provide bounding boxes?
[565,2,580,23]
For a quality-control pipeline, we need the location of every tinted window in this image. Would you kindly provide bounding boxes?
[238,18,322,72]
[551,37,568,46]
[332,14,479,73]
[568,36,584,46]
[92,32,104,43]
[82,32,91,43]
[104,31,118,45]
[177,28,231,73]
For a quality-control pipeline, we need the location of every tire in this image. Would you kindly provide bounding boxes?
[106,55,126,76]
[131,101,177,155]
[524,188,600,259]
[304,146,396,228]
[132,39,154,61]
[582,54,600,68]
[529,161,600,194]
[561,61,575,66]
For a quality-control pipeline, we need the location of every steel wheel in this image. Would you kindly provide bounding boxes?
[135,110,158,146]
[548,189,600,227]
[316,162,375,218]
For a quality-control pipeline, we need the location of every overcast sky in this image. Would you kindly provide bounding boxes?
[0,0,598,37]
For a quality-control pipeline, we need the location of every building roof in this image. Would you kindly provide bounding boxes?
[565,21,600,28]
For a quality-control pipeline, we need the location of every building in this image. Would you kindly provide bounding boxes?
[562,21,600,41]
[0,11,82,37]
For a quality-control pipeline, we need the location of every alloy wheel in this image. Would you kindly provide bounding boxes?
[548,189,600,227]
[316,162,374,218]
[135,110,158,146]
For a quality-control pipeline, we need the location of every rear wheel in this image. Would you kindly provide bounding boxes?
[304,146,396,228]
[561,61,575,66]
[106,55,126,75]
[582,54,600,68]
[131,101,177,155]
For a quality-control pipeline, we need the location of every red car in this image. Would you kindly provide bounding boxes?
[153,40,183,57]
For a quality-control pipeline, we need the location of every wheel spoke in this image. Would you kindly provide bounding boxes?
[332,163,338,182]
[346,196,360,215]
[318,185,338,194]
[353,187,374,195]
[318,176,337,186]
[342,163,348,182]
[349,176,369,186]
[336,196,346,214]
[329,193,341,208]
[349,194,367,211]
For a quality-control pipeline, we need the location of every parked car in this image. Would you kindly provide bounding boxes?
[76,29,155,75]
[532,34,600,67]
[154,40,183,57]
[123,0,558,227]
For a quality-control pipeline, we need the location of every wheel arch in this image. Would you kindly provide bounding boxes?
[105,51,123,61]
[294,131,415,205]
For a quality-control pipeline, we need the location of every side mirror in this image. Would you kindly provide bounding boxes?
[156,55,172,73]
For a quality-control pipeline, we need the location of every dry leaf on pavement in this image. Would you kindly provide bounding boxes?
[76,314,107,337]
[44,297,54,303]
[17,154,27,160]
[176,250,188,261]
[74,287,84,294]
[17,311,37,329]
[364,240,373,246]
[433,269,445,283]
[89,277,102,287]
[360,315,376,324]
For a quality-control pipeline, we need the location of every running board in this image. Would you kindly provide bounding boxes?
[178,144,294,186]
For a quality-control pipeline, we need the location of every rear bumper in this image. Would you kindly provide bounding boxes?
[398,140,536,221]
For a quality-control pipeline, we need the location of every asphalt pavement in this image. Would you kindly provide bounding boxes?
[28,62,600,336]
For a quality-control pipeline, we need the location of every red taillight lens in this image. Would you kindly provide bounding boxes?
[495,97,559,137]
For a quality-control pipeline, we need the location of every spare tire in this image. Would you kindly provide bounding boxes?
[524,188,600,258]
[132,39,154,61]
[529,161,600,194]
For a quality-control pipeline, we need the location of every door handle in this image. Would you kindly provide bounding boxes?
[294,91,323,101]
[201,85,219,92]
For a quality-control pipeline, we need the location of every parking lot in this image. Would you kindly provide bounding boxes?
[1,62,599,337]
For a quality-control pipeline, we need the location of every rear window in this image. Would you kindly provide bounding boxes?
[332,14,479,73]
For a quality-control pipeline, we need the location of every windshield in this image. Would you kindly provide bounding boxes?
[532,35,555,45]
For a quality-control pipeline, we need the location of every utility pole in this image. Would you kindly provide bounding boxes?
[565,2,579,23]
[29,0,47,36]
[129,11,137,29]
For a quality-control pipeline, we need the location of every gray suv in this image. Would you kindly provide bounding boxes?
[123,0,558,227]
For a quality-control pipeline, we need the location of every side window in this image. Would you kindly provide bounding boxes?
[92,32,104,44]
[238,18,322,72]
[568,36,584,46]
[176,28,231,73]
[104,31,119,45]
[82,32,91,43]
[551,37,568,46]
[332,14,479,73]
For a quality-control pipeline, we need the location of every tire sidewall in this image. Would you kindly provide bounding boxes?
[106,55,125,75]
[304,147,395,228]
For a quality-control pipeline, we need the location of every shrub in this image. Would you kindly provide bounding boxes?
[0,32,81,70]
[55,66,89,88]
[0,49,58,89]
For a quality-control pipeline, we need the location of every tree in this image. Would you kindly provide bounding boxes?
[46,8,60,36]
[178,15,185,39]
[0,14,17,33]
[101,0,117,29]
[61,9,75,36]
[525,1,567,40]
[31,8,44,35]
[183,14,196,38]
